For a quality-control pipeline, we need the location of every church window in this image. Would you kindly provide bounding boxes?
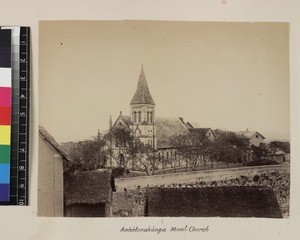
[134,111,137,123]
[119,154,125,167]
[138,111,141,123]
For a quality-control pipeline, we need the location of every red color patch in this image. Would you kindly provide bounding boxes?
[0,106,11,125]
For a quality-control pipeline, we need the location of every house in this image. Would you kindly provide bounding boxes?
[273,150,286,163]
[269,141,290,162]
[145,186,282,218]
[236,130,265,147]
[64,169,115,217]
[38,126,72,217]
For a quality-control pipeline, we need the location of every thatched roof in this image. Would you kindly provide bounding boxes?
[39,125,72,163]
[64,169,114,206]
[156,117,189,149]
[146,186,282,218]
[130,65,155,105]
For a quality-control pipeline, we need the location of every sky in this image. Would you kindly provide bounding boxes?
[39,21,290,143]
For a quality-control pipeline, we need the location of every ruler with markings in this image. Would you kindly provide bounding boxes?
[0,26,30,205]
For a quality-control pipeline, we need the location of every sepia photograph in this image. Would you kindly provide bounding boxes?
[38,20,290,218]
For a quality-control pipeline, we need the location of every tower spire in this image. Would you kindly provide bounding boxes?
[130,65,155,105]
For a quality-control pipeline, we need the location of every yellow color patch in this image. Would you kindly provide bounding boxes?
[0,126,11,145]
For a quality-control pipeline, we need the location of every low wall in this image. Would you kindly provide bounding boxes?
[115,164,290,190]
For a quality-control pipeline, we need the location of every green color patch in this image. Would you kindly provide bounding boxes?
[0,145,10,164]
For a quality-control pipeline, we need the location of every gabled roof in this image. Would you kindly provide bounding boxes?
[145,186,282,218]
[188,128,215,138]
[156,117,189,148]
[112,113,132,129]
[64,169,115,206]
[236,131,265,140]
[39,125,72,163]
[130,65,155,105]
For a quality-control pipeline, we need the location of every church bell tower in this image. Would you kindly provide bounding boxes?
[130,65,157,149]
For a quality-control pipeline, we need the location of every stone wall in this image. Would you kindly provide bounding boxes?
[115,164,290,190]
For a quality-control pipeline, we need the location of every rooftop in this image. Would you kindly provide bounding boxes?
[39,125,72,163]
[130,65,155,105]
[64,169,114,206]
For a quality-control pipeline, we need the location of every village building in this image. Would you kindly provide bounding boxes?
[107,66,215,168]
[64,169,115,217]
[236,130,265,147]
[38,126,72,217]
[39,126,116,217]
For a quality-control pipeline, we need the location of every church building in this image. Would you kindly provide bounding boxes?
[106,65,215,168]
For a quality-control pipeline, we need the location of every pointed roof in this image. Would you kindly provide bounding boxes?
[236,131,265,140]
[130,65,155,105]
[39,125,72,163]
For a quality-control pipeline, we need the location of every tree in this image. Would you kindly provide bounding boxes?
[170,132,213,171]
[61,133,108,171]
[269,141,290,153]
[251,143,271,161]
[105,127,161,175]
[105,127,136,169]
[211,130,249,166]
[134,143,161,175]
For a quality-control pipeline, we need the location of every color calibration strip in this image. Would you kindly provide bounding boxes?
[0,29,12,202]
[0,27,30,205]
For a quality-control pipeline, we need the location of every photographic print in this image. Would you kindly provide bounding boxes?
[38,21,290,218]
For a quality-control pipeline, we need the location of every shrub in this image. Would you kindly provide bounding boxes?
[112,167,130,178]
[253,175,260,182]
[246,159,279,166]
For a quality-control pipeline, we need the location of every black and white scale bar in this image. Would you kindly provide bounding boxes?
[0,26,19,205]
[0,26,30,206]
[17,27,30,206]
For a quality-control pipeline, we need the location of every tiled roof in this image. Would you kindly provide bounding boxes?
[130,65,155,105]
[156,117,189,148]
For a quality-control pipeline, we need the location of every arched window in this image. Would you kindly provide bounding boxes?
[150,112,153,123]
[134,111,137,123]
[147,111,149,123]
[119,154,125,167]
[138,111,141,123]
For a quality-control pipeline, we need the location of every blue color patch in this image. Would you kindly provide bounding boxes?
[0,164,10,183]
